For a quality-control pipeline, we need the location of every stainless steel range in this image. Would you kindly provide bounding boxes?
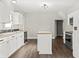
[65,32,72,49]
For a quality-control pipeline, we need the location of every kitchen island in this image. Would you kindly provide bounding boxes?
[37,31,52,54]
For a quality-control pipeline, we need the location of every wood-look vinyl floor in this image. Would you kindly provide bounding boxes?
[9,36,73,58]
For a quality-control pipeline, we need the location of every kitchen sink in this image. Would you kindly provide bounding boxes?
[0,40,3,42]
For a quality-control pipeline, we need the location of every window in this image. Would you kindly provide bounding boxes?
[5,22,12,28]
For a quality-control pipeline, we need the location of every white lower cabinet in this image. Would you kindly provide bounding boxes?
[37,33,52,54]
[9,38,14,55]
[18,32,24,46]
[0,40,9,58]
[16,32,24,49]
[8,35,17,56]
[0,32,24,58]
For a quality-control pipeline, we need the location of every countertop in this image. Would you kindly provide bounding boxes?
[0,31,24,44]
[37,31,52,34]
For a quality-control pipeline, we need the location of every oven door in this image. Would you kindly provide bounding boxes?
[65,33,72,49]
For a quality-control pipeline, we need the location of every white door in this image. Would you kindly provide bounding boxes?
[73,16,79,57]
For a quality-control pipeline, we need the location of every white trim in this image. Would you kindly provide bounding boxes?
[27,36,55,39]
[52,36,55,39]
[27,37,37,39]
[39,51,52,54]
[8,44,24,57]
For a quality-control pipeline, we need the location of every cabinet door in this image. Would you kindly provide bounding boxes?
[9,35,17,55]
[12,12,20,24]
[16,32,24,48]
[0,41,9,58]
[0,0,10,23]
[19,32,24,45]
[19,14,24,30]
[9,38,14,54]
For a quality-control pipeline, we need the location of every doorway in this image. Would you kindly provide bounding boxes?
[55,20,63,37]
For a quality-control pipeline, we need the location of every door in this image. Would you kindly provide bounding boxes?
[56,20,63,36]
[73,16,79,57]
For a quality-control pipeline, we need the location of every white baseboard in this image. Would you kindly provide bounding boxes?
[27,36,55,40]
[52,37,55,39]
[39,51,52,54]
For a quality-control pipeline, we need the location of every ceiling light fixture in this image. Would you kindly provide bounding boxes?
[12,0,17,3]
[41,0,48,9]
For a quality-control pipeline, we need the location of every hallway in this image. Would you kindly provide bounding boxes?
[10,37,73,58]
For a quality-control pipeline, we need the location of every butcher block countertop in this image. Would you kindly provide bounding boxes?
[37,31,52,54]
[37,31,52,34]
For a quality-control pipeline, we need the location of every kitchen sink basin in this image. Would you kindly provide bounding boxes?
[0,40,3,42]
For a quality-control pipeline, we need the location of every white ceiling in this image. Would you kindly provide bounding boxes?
[13,0,79,14]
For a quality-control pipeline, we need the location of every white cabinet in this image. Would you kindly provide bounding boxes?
[9,32,24,56]
[20,32,24,46]
[11,11,24,30]
[12,35,17,51]
[37,32,52,54]
[9,38,14,55]
[9,35,17,56]
[0,0,10,23]
[0,31,24,58]
[0,40,9,58]
[16,32,24,48]
[12,12,20,25]
[12,12,23,25]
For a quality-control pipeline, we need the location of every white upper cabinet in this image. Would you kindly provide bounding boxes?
[12,12,21,25]
[11,11,25,30]
[0,0,11,23]
[19,13,25,30]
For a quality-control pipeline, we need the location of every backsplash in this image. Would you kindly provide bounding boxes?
[0,23,5,30]
[0,23,20,30]
[0,29,19,33]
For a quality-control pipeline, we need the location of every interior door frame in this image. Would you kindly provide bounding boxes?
[55,20,63,37]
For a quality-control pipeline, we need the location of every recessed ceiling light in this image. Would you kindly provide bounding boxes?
[12,0,16,3]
